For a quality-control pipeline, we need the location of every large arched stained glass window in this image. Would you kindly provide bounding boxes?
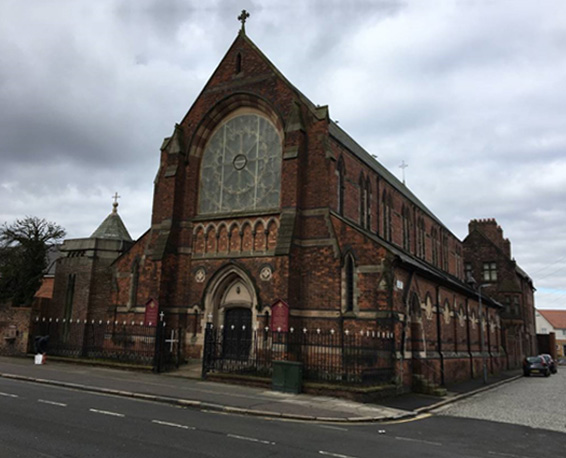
[199,113,282,215]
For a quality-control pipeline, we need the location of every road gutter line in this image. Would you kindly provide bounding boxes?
[89,408,125,417]
[152,420,195,430]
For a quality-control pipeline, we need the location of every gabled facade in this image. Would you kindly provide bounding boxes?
[536,309,566,357]
[96,30,508,390]
[463,219,537,368]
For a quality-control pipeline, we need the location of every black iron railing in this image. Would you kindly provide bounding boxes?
[203,327,395,385]
[28,317,180,370]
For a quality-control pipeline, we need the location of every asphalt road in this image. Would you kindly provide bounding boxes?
[1,377,564,458]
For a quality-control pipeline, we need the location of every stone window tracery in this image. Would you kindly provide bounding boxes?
[199,113,282,215]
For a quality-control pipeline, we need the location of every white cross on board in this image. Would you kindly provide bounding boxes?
[165,330,178,352]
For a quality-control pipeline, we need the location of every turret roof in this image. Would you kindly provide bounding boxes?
[90,200,132,242]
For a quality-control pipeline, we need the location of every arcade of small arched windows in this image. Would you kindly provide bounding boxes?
[193,218,279,257]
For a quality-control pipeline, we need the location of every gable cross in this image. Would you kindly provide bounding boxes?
[238,9,250,34]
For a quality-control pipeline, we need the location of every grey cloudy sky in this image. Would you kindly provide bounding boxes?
[1,0,565,310]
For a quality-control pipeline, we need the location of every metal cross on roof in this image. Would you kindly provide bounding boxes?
[112,192,121,213]
[238,9,250,33]
[399,160,409,185]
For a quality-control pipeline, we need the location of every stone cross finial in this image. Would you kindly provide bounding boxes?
[238,9,250,33]
[112,192,121,213]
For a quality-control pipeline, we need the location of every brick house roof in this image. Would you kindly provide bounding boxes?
[538,309,566,329]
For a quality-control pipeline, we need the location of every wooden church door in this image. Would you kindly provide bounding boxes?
[223,307,252,360]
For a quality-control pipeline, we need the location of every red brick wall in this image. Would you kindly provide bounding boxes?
[100,33,510,391]
[0,304,32,355]
[464,220,536,367]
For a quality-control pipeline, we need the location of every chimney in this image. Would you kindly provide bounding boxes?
[468,218,511,258]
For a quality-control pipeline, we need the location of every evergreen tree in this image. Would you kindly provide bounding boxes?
[0,217,65,306]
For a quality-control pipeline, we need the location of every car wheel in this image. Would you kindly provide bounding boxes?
[545,370,550,377]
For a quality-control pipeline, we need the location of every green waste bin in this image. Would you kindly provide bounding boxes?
[272,361,303,394]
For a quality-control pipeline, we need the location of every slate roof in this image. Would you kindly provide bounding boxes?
[239,34,453,234]
[45,245,60,275]
[90,208,132,242]
[538,309,566,330]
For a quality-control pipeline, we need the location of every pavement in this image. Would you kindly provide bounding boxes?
[0,356,522,423]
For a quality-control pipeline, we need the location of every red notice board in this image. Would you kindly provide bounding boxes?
[270,299,289,332]
[144,298,159,326]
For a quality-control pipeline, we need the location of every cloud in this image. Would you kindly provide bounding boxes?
[1,0,565,310]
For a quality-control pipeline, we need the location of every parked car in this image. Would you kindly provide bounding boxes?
[539,354,558,374]
[523,356,551,377]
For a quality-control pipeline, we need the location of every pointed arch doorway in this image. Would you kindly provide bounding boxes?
[203,265,258,360]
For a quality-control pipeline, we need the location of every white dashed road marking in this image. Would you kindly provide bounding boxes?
[319,451,359,458]
[152,420,195,430]
[89,408,125,417]
[38,399,67,407]
[394,436,442,446]
[488,452,533,458]
[317,425,349,431]
[0,392,18,398]
[227,434,275,445]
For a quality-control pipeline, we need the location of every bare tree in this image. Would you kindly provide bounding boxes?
[0,217,65,307]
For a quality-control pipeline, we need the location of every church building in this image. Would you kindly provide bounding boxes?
[46,15,536,391]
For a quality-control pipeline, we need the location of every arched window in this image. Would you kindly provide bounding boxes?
[199,112,282,215]
[382,190,392,241]
[344,253,356,313]
[441,232,449,271]
[235,53,242,74]
[402,205,411,251]
[359,173,366,227]
[365,178,371,230]
[431,227,439,266]
[129,259,140,309]
[337,156,345,216]
[416,217,426,259]
[64,274,75,321]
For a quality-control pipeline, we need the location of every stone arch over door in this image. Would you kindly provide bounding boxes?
[202,264,259,359]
